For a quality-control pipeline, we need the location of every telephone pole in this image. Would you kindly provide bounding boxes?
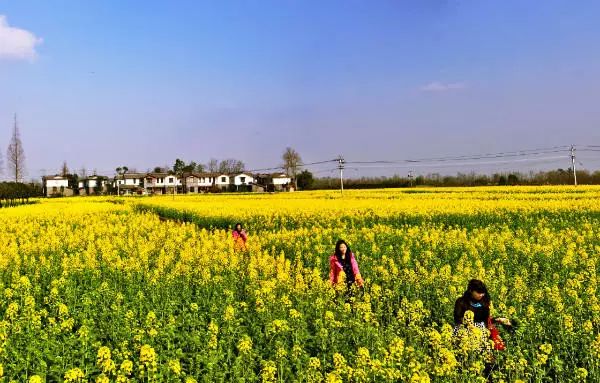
[337,155,345,196]
[408,170,414,187]
[570,145,577,186]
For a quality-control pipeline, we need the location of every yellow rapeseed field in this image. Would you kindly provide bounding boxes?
[1,186,599,382]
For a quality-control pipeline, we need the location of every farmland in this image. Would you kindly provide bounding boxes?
[1,187,599,382]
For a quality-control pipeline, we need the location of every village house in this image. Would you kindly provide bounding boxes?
[255,173,293,192]
[231,173,255,192]
[42,170,297,197]
[113,173,147,195]
[182,172,217,193]
[214,174,231,191]
[78,175,109,196]
[143,173,182,194]
[42,175,73,197]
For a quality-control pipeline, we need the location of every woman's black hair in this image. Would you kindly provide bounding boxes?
[334,239,352,264]
[234,223,243,232]
[463,279,491,307]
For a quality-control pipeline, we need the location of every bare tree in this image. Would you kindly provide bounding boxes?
[61,161,69,177]
[218,158,245,174]
[282,147,302,189]
[0,146,3,179]
[207,158,219,173]
[79,166,87,178]
[7,114,26,182]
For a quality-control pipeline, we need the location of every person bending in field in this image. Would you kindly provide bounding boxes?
[453,279,512,381]
[329,239,364,290]
[232,223,248,250]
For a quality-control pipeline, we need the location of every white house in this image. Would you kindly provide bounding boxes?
[184,173,217,193]
[42,175,72,197]
[232,173,254,186]
[79,176,108,195]
[144,173,182,194]
[113,173,146,195]
[255,173,292,191]
[215,174,230,190]
[272,173,292,186]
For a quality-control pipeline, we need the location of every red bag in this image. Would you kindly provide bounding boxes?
[488,317,506,351]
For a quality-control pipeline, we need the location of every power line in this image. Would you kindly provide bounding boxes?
[346,148,570,165]
[344,155,569,170]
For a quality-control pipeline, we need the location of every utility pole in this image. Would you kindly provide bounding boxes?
[571,145,577,186]
[408,170,414,187]
[337,155,345,196]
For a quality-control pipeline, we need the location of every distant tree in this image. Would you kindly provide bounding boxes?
[207,158,219,173]
[6,114,26,182]
[172,159,188,194]
[115,166,129,195]
[182,161,197,174]
[218,159,245,174]
[153,166,164,173]
[296,170,314,190]
[61,161,69,177]
[78,166,87,178]
[67,174,79,194]
[507,173,519,185]
[195,163,205,173]
[282,147,302,189]
[93,178,103,195]
[173,158,186,174]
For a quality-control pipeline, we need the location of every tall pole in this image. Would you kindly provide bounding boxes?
[571,145,577,186]
[338,155,345,196]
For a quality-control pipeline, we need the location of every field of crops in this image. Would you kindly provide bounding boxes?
[1,187,600,382]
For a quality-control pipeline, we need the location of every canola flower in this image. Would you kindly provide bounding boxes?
[0,188,597,381]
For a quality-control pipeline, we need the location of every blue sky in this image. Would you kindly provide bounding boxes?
[1,1,600,179]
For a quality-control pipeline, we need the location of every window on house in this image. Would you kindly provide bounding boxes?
[169,177,174,183]
[221,177,226,182]
[240,177,246,183]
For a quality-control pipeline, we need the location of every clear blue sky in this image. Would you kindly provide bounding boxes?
[1,0,600,179]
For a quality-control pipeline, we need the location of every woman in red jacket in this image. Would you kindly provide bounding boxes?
[329,239,364,288]
[232,223,248,250]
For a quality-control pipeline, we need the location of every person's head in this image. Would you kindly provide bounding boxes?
[335,239,351,259]
[235,223,243,232]
[464,279,491,305]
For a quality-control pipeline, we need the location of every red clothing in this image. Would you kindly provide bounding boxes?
[232,230,248,250]
[329,252,363,286]
[232,230,247,242]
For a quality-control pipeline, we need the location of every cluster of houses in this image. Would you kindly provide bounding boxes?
[42,171,293,197]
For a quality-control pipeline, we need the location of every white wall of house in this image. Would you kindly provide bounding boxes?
[88,179,103,188]
[233,174,254,186]
[119,178,144,186]
[273,176,291,185]
[143,175,181,189]
[215,175,230,186]
[46,179,69,188]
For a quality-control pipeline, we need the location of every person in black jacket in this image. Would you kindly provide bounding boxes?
[454,279,511,328]
[454,279,512,382]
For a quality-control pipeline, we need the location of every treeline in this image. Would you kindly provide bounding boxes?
[0,182,42,207]
[309,168,600,189]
